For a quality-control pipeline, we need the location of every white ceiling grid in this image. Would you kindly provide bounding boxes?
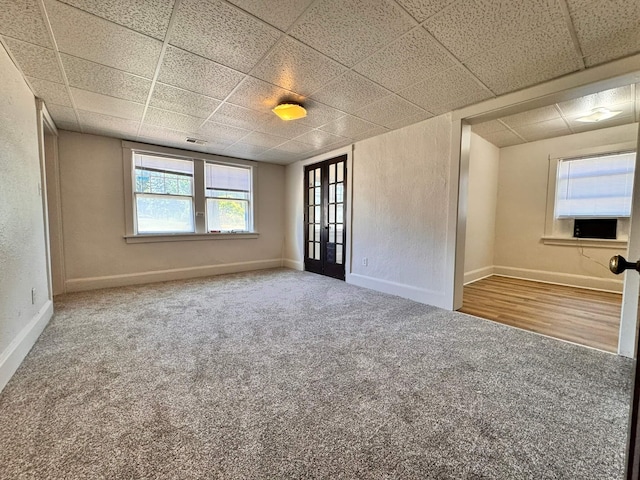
[472,84,640,147]
[0,0,638,164]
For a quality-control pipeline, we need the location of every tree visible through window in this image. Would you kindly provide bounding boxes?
[134,154,194,233]
[205,163,251,232]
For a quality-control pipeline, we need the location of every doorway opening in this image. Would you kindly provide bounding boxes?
[458,81,638,353]
[304,155,347,280]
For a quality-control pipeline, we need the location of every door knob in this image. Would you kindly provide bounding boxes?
[609,255,640,275]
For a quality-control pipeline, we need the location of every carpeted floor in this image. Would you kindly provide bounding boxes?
[0,268,632,479]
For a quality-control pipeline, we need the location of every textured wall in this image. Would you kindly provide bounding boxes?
[495,123,638,291]
[464,133,499,281]
[350,114,453,307]
[56,131,285,288]
[0,45,50,355]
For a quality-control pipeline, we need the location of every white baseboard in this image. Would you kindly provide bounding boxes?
[0,300,53,393]
[347,273,448,309]
[283,259,303,271]
[493,265,623,293]
[464,266,494,285]
[65,259,283,292]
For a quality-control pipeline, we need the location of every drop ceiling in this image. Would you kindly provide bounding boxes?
[472,84,640,147]
[1,0,639,164]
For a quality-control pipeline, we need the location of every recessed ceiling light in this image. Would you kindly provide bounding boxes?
[272,103,307,121]
[575,107,623,123]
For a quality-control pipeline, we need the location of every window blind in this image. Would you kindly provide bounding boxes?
[555,151,636,218]
[205,163,250,194]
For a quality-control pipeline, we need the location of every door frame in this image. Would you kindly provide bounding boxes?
[449,55,640,479]
[304,155,348,280]
[291,145,353,278]
[449,54,640,351]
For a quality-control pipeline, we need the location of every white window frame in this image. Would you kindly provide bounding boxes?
[122,141,258,244]
[542,141,636,248]
[554,150,636,219]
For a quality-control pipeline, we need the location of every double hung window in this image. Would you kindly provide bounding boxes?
[125,143,256,239]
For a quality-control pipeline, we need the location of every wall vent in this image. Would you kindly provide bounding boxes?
[186,137,207,145]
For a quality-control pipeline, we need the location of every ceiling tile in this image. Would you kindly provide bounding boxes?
[398,65,492,114]
[514,118,572,142]
[45,0,163,78]
[198,121,251,143]
[238,131,287,149]
[144,107,203,133]
[252,115,314,139]
[319,115,381,137]
[352,125,389,141]
[500,105,562,128]
[564,102,636,131]
[207,103,271,131]
[556,86,634,117]
[0,0,51,48]
[479,129,524,148]
[48,104,79,129]
[311,71,390,115]
[294,129,349,148]
[226,76,306,114]
[170,0,281,73]
[223,143,268,159]
[353,95,428,128]
[276,140,314,155]
[62,54,152,103]
[353,27,456,92]
[57,0,175,40]
[226,0,315,31]
[158,46,245,100]
[27,77,72,107]
[256,151,300,164]
[150,83,221,119]
[385,111,433,130]
[251,36,347,97]
[470,120,506,136]
[394,0,457,22]
[138,124,217,147]
[569,114,636,134]
[3,38,63,83]
[424,0,563,61]
[296,100,346,128]
[79,110,139,139]
[567,0,640,67]
[71,88,145,120]
[289,0,415,67]
[464,20,583,95]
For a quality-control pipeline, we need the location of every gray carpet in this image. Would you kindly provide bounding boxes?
[0,268,632,479]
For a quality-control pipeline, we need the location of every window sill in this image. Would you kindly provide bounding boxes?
[541,236,627,248]
[124,232,259,244]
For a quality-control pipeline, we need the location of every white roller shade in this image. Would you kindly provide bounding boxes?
[555,151,636,218]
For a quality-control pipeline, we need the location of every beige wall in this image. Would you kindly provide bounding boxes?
[494,123,638,292]
[57,131,286,291]
[464,133,499,283]
[285,115,456,309]
[0,45,53,391]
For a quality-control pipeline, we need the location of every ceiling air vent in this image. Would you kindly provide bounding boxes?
[186,137,207,145]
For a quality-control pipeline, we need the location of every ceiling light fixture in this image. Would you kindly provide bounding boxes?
[575,107,623,123]
[272,103,307,121]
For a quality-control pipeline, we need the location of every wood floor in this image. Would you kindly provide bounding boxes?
[460,276,622,353]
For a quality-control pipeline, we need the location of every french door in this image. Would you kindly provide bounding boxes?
[304,155,347,280]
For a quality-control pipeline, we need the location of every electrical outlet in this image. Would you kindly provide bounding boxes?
[362,257,368,267]
[31,288,36,305]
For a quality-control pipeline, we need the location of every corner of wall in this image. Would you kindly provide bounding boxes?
[0,301,53,393]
